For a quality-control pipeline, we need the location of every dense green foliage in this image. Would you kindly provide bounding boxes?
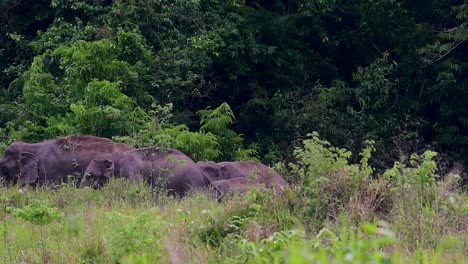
[0,0,466,167]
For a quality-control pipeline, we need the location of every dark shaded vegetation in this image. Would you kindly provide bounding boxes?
[0,0,466,173]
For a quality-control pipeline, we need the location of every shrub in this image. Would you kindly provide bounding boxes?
[115,102,257,161]
[384,150,468,250]
[289,132,384,228]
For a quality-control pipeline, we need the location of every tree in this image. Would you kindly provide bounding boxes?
[2,31,154,140]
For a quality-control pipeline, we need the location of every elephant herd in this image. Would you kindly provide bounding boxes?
[0,134,288,199]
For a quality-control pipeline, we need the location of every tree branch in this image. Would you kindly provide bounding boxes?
[433,40,465,63]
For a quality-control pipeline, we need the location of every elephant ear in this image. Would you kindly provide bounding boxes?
[18,152,39,186]
[103,159,114,173]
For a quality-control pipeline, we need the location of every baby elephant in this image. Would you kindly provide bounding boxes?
[209,177,262,201]
[198,160,289,200]
[197,160,288,188]
[80,147,210,196]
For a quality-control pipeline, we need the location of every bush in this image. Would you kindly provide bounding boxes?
[115,102,257,161]
[289,132,384,228]
[384,150,468,250]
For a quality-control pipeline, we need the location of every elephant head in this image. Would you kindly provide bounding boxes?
[0,141,35,186]
[198,161,288,190]
[210,177,260,201]
[196,161,223,181]
[80,154,115,188]
[17,152,41,187]
[196,161,248,180]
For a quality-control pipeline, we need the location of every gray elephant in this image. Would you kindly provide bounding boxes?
[0,134,133,187]
[197,161,288,199]
[80,147,211,196]
[209,177,262,200]
[197,160,288,188]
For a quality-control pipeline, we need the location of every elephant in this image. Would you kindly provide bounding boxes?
[197,160,288,199]
[80,147,211,196]
[0,141,28,185]
[0,134,133,187]
[197,160,288,189]
[209,177,262,201]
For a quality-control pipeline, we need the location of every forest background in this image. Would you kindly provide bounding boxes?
[0,1,467,263]
[0,0,466,170]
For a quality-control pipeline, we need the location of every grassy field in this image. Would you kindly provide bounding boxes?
[1,136,467,263]
[0,176,466,264]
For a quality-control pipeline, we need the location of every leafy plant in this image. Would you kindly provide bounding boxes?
[198,102,257,161]
[281,221,396,264]
[10,199,63,226]
[3,31,154,140]
[9,199,63,261]
[115,102,256,161]
[289,132,380,227]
